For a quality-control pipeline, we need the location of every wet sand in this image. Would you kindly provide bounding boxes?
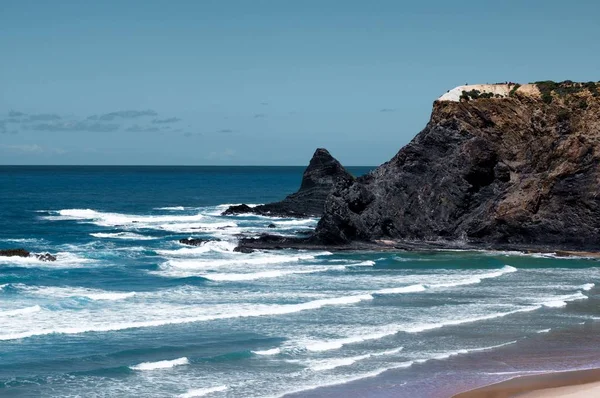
[453,368,600,398]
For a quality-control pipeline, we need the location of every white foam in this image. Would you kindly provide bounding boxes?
[428,265,518,288]
[305,347,404,371]
[13,284,136,301]
[375,284,426,295]
[162,253,316,270]
[179,386,228,398]
[0,293,375,341]
[252,348,281,356]
[130,357,189,371]
[403,306,542,333]
[414,341,517,363]
[201,268,337,282]
[0,305,41,317]
[0,252,91,268]
[303,328,400,352]
[273,362,413,398]
[537,328,551,333]
[580,283,595,291]
[540,292,588,308]
[155,206,186,211]
[90,232,156,240]
[157,241,237,256]
[347,260,376,267]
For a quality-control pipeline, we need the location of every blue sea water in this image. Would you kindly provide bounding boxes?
[0,166,599,398]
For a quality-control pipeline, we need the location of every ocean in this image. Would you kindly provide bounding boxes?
[0,166,599,398]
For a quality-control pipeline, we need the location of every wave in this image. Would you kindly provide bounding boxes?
[90,232,156,240]
[428,265,517,288]
[375,284,426,295]
[414,341,517,364]
[130,357,189,371]
[11,284,136,301]
[537,328,551,333]
[161,253,317,270]
[178,386,228,398]
[0,305,41,317]
[580,283,595,291]
[0,293,375,341]
[347,260,376,267]
[155,206,187,211]
[277,363,413,398]
[305,347,404,371]
[403,306,541,333]
[202,269,323,282]
[539,292,588,308]
[0,252,91,268]
[157,241,237,256]
[252,348,281,356]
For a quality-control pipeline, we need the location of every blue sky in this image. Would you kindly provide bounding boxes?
[1,0,599,165]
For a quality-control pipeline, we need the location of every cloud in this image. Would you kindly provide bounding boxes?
[151,117,181,124]
[217,128,234,134]
[30,121,119,132]
[379,108,396,113]
[254,113,267,118]
[89,110,158,121]
[8,111,26,118]
[125,124,160,133]
[27,113,62,121]
[0,143,64,154]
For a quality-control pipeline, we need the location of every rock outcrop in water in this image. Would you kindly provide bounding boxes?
[0,248,30,257]
[238,81,600,252]
[223,148,354,217]
[0,248,57,261]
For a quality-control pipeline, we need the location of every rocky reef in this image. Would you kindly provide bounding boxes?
[239,81,600,252]
[223,148,353,217]
[0,248,56,261]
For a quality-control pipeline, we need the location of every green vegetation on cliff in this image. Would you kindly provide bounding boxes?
[534,80,599,104]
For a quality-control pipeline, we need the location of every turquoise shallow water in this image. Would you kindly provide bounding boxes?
[0,166,599,398]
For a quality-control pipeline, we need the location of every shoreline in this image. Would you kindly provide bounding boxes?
[235,234,600,259]
[453,368,600,398]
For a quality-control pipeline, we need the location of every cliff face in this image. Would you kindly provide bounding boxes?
[223,148,354,217]
[316,83,600,250]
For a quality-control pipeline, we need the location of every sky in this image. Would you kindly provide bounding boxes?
[1,0,599,166]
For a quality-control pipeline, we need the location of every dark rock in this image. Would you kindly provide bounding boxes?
[233,246,255,254]
[225,204,254,214]
[267,223,277,228]
[314,85,600,251]
[36,253,57,262]
[0,248,30,257]
[222,148,354,218]
[179,238,212,246]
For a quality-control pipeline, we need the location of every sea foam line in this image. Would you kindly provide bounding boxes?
[304,347,404,371]
[0,305,41,317]
[178,386,228,398]
[130,357,189,371]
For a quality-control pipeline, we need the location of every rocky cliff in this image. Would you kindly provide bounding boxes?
[313,81,600,251]
[223,148,354,217]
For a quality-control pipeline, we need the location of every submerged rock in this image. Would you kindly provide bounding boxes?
[222,148,354,218]
[313,82,600,251]
[0,248,30,257]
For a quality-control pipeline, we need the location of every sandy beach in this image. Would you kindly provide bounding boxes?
[453,368,600,398]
